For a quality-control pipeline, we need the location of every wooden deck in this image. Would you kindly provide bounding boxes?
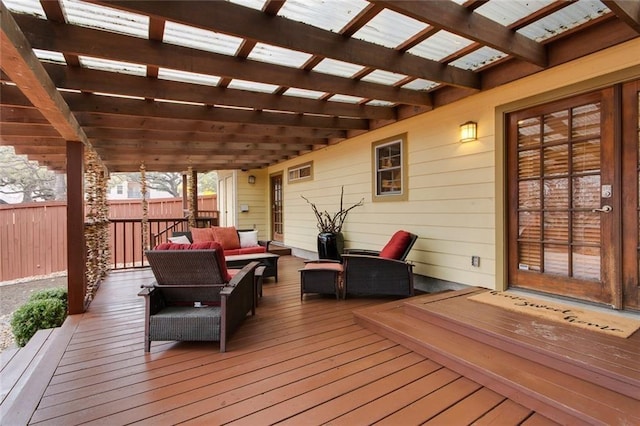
[2,255,637,425]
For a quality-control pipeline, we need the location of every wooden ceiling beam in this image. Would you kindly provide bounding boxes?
[42,63,395,120]
[83,127,324,146]
[61,92,368,130]
[15,14,432,107]
[91,138,319,151]
[603,0,640,33]
[0,4,88,144]
[96,1,479,89]
[75,112,346,140]
[373,0,547,67]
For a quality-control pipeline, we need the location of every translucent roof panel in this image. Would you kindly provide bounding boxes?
[60,0,148,38]
[227,79,279,94]
[401,79,439,92]
[328,94,365,104]
[361,70,408,86]
[352,9,428,49]
[3,0,46,18]
[518,1,610,42]
[158,68,221,86]
[248,43,313,68]
[228,0,267,11]
[474,0,556,27]
[163,21,243,56]
[283,88,326,100]
[78,56,147,76]
[408,30,474,62]
[33,49,66,65]
[367,100,395,107]
[449,46,507,71]
[313,58,364,78]
[278,0,369,32]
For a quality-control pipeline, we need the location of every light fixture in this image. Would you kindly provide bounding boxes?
[248,175,256,184]
[459,121,477,143]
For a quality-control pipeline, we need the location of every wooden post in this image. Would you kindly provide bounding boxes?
[67,141,86,314]
[181,172,188,214]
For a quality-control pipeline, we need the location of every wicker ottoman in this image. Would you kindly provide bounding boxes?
[300,262,343,300]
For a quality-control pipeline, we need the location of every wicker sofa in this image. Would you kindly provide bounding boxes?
[172,227,270,255]
[140,247,258,352]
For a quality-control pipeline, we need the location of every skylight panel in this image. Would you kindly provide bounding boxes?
[518,1,610,42]
[361,70,408,86]
[33,49,66,65]
[278,0,369,32]
[313,58,364,78]
[78,56,147,76]
[163,21,243,56]
[352,9,428,49]
[402,79,439,91]
[158,68,220,86]
[228,0,266,11]
[328,94,364,104]
[2,0,46,18]
[155,98,205,107]
[366,100,395,107]
[408,30,474,62]
[283,88,326,100]
[60,0,148,38]
[449,46,507,71]
[474,0,556,27]
[227,79,279,94]
[248,43,313,68]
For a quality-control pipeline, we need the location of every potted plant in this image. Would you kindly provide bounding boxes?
[301,186,364,261]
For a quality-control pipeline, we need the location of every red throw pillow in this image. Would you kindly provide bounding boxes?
[212,226,241,250]
[189,241,218,250]
[191,227,215,242]
[154,243,190,250]
[379,231,413,260]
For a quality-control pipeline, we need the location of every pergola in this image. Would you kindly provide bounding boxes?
[1,0,639,313]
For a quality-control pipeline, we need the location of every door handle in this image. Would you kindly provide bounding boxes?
[592,205,612,213]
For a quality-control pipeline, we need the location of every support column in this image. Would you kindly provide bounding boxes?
[67,141,86,314]
[181,172,188,214]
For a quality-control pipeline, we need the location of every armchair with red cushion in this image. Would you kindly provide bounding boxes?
[342,230,417,297]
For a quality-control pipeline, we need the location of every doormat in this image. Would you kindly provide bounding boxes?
[468,291,640,338]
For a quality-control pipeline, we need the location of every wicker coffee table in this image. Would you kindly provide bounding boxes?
[226,252,280,282]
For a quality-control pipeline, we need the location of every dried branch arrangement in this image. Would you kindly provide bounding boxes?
[301,186,364,233]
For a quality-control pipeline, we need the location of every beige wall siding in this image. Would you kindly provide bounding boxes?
[251,39,640,290]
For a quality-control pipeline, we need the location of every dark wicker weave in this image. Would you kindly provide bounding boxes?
[342,255,414,298]
[140,250,258,352]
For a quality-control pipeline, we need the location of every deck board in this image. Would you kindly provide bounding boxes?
[14,256,575,425]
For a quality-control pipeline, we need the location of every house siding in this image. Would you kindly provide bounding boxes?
[246,38,640,292]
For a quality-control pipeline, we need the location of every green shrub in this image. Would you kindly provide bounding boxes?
[28,287,68,306]
[10,293,68,347]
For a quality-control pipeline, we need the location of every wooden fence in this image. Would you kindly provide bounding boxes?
[0,196,217,282]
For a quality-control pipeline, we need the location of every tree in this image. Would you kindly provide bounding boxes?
[109,172,182,197]
[0,147,61,203]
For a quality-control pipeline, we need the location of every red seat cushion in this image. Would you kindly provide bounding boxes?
[151,241,231,282]
[379,231,413,260]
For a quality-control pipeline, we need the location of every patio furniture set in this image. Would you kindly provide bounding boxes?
[140,227,417,353]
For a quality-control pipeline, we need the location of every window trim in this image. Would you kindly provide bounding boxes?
[372,133,408,202]
[287,161,313,183]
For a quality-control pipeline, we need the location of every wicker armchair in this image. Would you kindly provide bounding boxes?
[140,249,258,352]
[342,231,417,297]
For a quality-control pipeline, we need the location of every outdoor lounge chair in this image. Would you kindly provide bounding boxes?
[140,249,258,352]
[342,230,417,297]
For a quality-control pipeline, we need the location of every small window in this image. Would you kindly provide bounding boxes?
[373,134,408,202]
[288,161,313,183]
[116,184,123,195]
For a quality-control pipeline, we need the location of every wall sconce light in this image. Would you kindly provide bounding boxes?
[459,121,477,143]
[248,175,256,184]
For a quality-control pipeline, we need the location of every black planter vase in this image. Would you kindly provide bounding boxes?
[317,232,344,261]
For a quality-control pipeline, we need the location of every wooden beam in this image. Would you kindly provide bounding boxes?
[373,0,547,67]
[0,3,89,144]
[603,0,640,33]
[96,1,479,89]
[74,112,347,139]
[42,63,395,120]
[15,14,432,106]
[91,139,315,153]
[61,92,369,130]
[66,141,86,314]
